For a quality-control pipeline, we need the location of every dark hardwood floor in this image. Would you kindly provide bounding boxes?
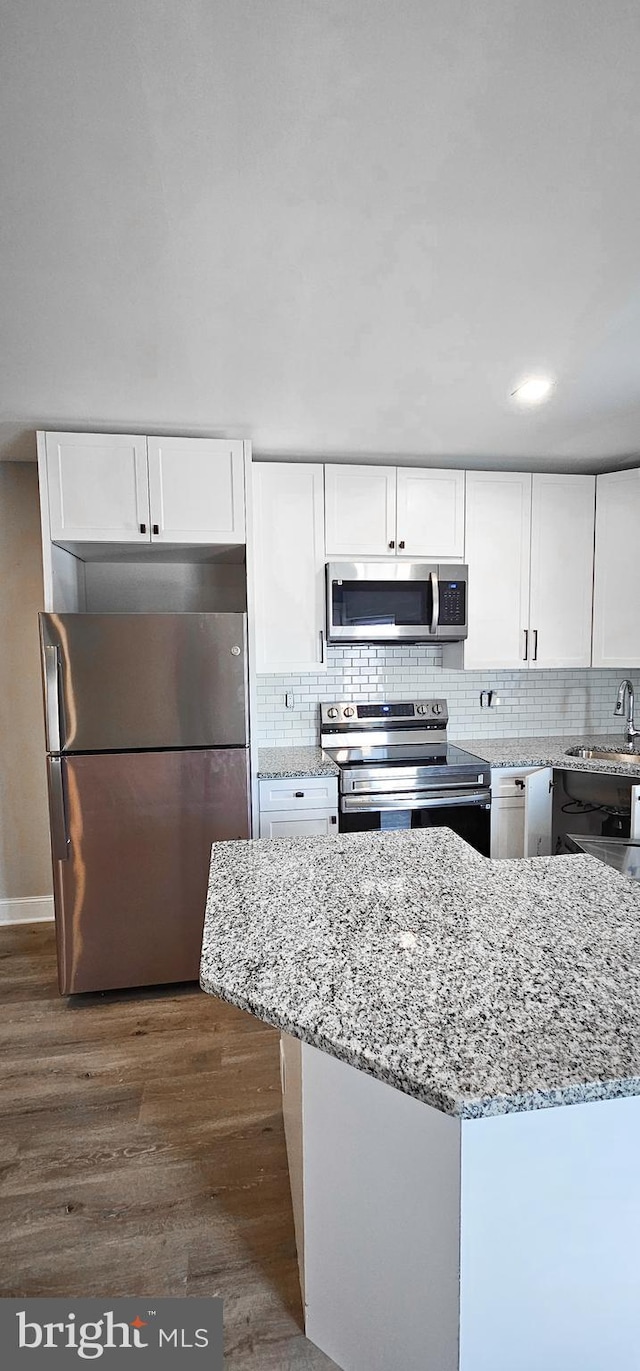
[0,923,337,1369]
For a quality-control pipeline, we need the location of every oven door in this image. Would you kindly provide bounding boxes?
[340,787,491,856]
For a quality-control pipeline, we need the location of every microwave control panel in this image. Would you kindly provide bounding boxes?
[439,580,466,626]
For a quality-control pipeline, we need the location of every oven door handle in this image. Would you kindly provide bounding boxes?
[430,571,440,636]
[344,775,487,794]
[341,788,491,813]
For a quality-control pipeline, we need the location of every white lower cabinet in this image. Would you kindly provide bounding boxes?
[260,811,338,839]
[490,767,553,858]
[259,776,338,839]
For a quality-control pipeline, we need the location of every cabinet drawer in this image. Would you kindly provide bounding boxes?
[259,776,338,812]
[259,809,339,839]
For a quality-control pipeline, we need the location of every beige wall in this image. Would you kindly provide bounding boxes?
[0,465,51,900]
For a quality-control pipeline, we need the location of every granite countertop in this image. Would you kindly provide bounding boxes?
[461,733,640,779]
[258,746,339,779]
[201,827,640,1120]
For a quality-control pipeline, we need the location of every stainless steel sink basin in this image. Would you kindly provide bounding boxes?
[565,746,640,764]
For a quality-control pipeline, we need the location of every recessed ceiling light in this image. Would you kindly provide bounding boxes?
[511,375,555,405]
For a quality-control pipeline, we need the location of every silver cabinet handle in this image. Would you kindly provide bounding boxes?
[430,571,440,636]
[523,629,529,661]
[533,629,538,662]
[319,629,325,663]
[44,644,62,753]
[49,757,69,861]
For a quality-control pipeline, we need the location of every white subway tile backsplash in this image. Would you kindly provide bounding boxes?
[256,644,634,746]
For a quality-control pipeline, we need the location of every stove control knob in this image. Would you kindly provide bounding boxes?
[431,702,443,716]
[344,706,355,718]
[416,704,427,715]
[327,707,339,719]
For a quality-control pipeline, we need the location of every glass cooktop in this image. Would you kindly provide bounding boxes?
[322,743,486,770]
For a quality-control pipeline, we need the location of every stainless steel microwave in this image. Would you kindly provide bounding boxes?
[326,562,468,644]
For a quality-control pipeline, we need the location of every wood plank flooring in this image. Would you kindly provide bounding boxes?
[0,923,338,1369]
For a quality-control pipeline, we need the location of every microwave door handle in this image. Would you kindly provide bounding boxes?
[44,643,62,753]
[430,571,440,636]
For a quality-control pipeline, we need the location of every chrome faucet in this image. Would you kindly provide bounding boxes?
[614,679,640,745]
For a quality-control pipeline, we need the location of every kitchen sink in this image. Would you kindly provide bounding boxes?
[565,746,640,764]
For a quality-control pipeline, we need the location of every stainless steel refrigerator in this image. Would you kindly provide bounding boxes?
[39,612,250,995]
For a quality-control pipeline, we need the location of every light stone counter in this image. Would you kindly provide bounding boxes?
[461,732,640,778]
[201,826,640,1119]
[257,746,339,779]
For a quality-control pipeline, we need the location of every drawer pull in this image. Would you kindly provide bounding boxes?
[295,791,305,798]
[515,779,525,790]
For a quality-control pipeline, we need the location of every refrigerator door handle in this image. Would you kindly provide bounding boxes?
[49,757,70,861]
[44,643,63,752]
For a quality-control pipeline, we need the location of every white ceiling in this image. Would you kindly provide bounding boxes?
[1,0,640,470]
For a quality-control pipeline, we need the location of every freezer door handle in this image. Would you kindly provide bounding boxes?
[49,757,70,861]
[44,643,63,752]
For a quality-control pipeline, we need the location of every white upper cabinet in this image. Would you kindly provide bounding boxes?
[324,464,465,558]
[592,469,640,668]
[324,465,396,556]
[395,468,465,558]
[463,472,532,669]
[463,471,595,671]
[147,437,245,544]
[45,432,150,543]
[529,474,595,669]
[252,462,327,674]
[43,431,246,547]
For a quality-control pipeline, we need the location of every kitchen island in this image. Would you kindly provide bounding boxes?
[200,829,640,1371]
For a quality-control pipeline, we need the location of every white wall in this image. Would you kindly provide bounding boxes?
[257,647,631,746]
[0,466,51,909]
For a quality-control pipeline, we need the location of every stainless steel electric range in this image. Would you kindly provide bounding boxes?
[320,698,491,854]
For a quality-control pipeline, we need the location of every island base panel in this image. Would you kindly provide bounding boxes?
[282,1037,461,1371]
[459,1093,640,1371]
[280,1038,640,1371]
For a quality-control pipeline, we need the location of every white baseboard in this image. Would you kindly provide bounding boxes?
[0,896,55,926]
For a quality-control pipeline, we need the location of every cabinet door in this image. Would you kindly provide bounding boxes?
[259,811,338,838]
[45,432,150,543]
[324,465,396,556]
[529,475,595,669]
[253,463,327,673]
[147,437,245,544]
[491,798,526,859]
[463,472,532,669]
[396,468,465,558]
[592,469,640,667]
[524,768,553,857]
